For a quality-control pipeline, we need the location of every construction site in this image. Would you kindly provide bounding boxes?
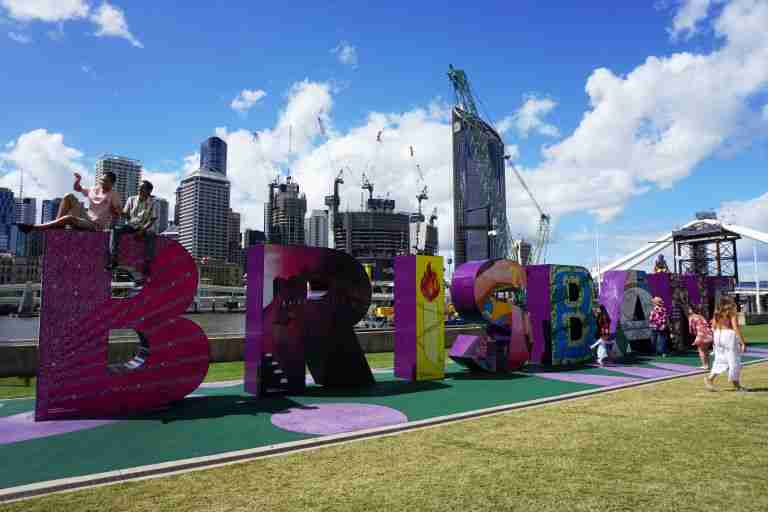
[259,64,553,314]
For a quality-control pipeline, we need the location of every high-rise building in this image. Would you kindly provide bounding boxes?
[96,154,142,207]
[0,188,15,253]
[226,208,242,265]
[154,197,169,234]
[452,107,508,266]
[174,185,182,226]
[265,177,307,245]
[178,168,231,261]
[332,198,411,281]
[41,198,62,223]
[200,136,227,175]
[306,209,328,247]
[244,229,266,247]
[15,197,36,224]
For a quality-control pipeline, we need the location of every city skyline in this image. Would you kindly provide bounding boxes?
[1,1,767,278]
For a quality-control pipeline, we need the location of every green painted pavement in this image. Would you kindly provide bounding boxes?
[1,344,766,491]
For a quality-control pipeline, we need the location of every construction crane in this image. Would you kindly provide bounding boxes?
[506,159,551,264]
[361,172,374,202]
[324,169,344,249]
[429,207,438,226]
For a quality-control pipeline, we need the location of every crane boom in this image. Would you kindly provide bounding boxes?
[510,165,545,218]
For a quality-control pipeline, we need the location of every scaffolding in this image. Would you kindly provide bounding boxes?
[672,220,741,280]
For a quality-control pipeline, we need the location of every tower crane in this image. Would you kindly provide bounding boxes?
[429,207,438,226]
[506,158,550,264]
[361,172,374,202]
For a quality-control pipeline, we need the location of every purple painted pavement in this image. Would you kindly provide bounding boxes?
[598,365,677,379]
[648,362,700,373]
[529,372,638,387]
[270,403,407,435]
[0,412,116,445]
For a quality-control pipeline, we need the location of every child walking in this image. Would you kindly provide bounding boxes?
[688,304,713,369]
[591,305,613,367]
[705,297,748,392]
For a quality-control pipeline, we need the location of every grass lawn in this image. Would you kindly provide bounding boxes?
[4,362,767,511]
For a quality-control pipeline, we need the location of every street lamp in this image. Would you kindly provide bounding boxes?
[464,204,496,259]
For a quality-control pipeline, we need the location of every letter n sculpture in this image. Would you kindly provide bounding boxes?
[35,231,209,421]
[394,255,445,381]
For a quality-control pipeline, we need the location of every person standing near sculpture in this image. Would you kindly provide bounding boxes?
[17,172,121,232]
[106,180,159,284]
[688,304,713,369]
[590,304,614,367]
[705,297,748,392]
[649,297,669,357]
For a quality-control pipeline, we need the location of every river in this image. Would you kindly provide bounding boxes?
[0,313,247,343]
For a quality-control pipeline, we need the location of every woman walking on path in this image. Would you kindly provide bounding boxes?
[649,297,669,357]
[688,304,713,369]
[705,297,748,392]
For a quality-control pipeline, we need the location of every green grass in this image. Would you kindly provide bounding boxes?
[0,377,34,399]
[5,362,767,512]
[742,323,768,341]
[0,353,400,399]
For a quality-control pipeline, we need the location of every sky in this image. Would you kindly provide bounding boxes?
[1,0,767,279]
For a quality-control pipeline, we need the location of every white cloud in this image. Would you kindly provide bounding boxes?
[669,0,713,40]
[7,31,30,43]
[0,0,89,22]
[230,89,267,113]
[0,129,88,201]
[1,0,141,47]
[497,95,560,139]
[331,40,358,68]
[718,191,768,272]
[90,2,142,48]
[521,0,768,224]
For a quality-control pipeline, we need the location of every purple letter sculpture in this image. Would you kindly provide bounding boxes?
[36,231,209,421]
[599,270,653,354]
[245,244,374,397]
[527,264,596,366]
[394,255,446,381]
[449,259,530,372]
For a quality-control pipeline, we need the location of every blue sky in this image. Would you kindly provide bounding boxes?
[1,0,767,278]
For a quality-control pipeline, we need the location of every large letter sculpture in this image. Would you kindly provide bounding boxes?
[527,265,596,366]
[245,245,374,397]
[449,259,530,372]
[36,231,209,421]
[394,255,445,381]
[599,270,653,354]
